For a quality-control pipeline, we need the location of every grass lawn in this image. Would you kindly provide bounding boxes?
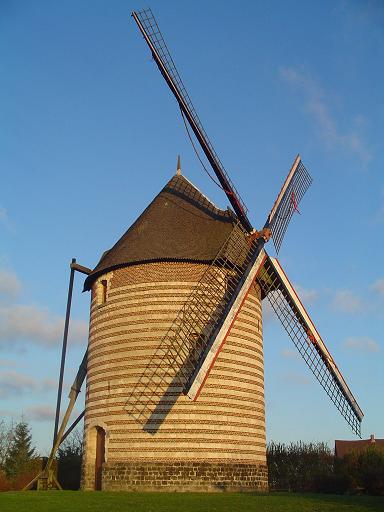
[1,491,384,512]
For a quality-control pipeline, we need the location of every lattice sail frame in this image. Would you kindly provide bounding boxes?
[267,155,313,253]
[125,221,258,424]
[257,256,364,436]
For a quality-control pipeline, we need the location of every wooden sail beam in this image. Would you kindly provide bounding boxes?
[186,249,267,400]
[132,8,253,232]
[257,255,363,436]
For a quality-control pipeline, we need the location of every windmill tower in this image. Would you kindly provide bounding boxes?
[81,169,268,491]
[25,8,363,493]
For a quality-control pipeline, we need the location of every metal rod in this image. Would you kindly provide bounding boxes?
[60,410,85,445]
[53,258,76,445]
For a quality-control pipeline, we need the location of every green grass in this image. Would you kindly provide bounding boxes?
[1,491,384,512]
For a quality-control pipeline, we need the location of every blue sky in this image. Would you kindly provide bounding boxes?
[0,0,383,454]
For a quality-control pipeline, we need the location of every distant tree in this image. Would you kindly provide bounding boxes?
[4,420,36,479]
[0,420,14,470]
[358,446,384,495]
[267,441,333,492]
[57,429,83,490]
[339,446,384,495]
[267,440,384,495]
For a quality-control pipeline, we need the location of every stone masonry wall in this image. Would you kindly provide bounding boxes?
[102,461,268,492]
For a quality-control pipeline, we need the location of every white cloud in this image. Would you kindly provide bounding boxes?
[332,289,363,313]
[26,405,55,422]
[281,349,300,360]
[0,207,8,224]
[0,207,13,232]
[281,372,310,386]
[280,67,372,165]
[0,408,15,417]
[263,300,274,322]
[0,358,19,368]
[374,189,384,224]
[0,371,61,398]
[294,284,318,305]
[371,279,384,296]
[0,268,88,347]
[41,378,57,391]
[0,370,37,398]
[344,336,380,353]
[0,270,21,298]
[0,304,88,348]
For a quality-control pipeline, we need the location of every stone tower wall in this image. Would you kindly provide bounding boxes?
[82,261,267,491]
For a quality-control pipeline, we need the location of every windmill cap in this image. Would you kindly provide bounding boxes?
[83,173,237,291]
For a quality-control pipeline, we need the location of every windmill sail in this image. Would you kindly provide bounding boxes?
[256,256,363,436]
[186,249,267,400]
[130,8,361,437]
[184,158,313,398]
[266,155,313,253]
[132,8,252,232]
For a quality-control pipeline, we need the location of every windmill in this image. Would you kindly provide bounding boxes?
[127,7,363,433]
[25,7,363,492]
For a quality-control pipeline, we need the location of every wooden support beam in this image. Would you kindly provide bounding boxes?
[23,352,88,491]
[70,262,92,275]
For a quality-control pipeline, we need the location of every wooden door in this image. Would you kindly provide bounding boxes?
[94,427,105,490]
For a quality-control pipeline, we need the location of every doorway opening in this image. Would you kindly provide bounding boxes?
[94,426,105,490]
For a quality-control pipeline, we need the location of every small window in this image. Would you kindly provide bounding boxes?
[101,280,108,304]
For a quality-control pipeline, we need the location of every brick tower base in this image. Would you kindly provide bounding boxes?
[93,461,268,492]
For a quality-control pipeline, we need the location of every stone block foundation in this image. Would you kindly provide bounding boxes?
[100,461,268,492]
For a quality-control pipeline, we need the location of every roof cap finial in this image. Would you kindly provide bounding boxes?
[176,155,181,175]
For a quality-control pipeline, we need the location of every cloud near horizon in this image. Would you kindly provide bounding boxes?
[0,370,38,398]
[0,370,59,398]
[26,404,56,422]
[280,66,372,165]
[0,304,88,348]
[0,268,88,348]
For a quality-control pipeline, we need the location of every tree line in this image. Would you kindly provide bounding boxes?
[0,419,82,491]
[1,420,383,494]
[267,441,384,495]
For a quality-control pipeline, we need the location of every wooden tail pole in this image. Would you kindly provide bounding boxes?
[23,352,88,490]
[47,352,88,473]
[23,260,91,491]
